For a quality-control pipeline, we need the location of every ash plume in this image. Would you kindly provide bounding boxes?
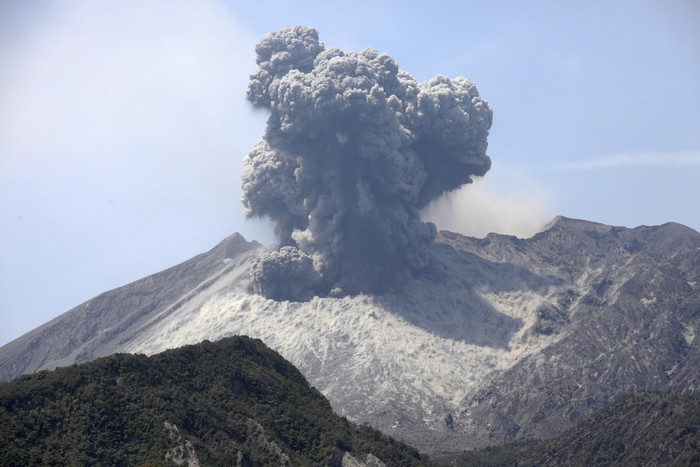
[242,26,492,299]
[249,246,320,302]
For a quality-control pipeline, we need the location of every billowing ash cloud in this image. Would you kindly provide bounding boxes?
[249,246,320,302]
[242,26,492,299]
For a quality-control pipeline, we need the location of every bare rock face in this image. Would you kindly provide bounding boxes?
[445,217,700,449]
[1,217,698,457]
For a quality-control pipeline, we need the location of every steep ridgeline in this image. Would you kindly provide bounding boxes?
[1,217,698,456]
[0,336,427,466]
[0,233,264,381]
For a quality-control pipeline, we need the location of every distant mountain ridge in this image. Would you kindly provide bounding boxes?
[1,217,698,456]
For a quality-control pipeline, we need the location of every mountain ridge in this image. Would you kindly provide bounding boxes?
[0,233,263,380]
[1,216,698,456]
[444,216,700,444]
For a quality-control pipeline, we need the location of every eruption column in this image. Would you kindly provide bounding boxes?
[242,26,492,299]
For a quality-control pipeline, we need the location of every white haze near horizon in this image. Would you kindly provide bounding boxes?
[1,0,699,346]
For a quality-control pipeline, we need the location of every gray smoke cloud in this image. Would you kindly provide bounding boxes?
[249,246,320,302]
[242,26,492,299]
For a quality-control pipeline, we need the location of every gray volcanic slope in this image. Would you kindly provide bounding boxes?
[0,234,263,382]
[1,217,698,456]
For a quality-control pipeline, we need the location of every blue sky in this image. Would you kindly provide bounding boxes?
[1,0,699,346]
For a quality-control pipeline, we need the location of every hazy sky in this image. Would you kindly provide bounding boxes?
[1,0,699,346]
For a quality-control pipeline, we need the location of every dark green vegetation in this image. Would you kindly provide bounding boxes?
[0,336,427,466]
[2,335,698,466]
[452,391,700,466]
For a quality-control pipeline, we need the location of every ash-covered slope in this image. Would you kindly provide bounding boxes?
[0,233,264,381]
[1,217,698,456]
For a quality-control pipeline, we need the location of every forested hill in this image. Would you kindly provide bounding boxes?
[0,336,427,466]
[2,335,698,466]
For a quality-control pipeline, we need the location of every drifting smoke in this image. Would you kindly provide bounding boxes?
[242,26,492,299]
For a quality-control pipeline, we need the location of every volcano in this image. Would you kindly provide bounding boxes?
[1,216,698,456]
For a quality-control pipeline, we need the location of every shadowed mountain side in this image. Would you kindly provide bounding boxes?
[446,217,700,449]
[0,234,264,382]
[451,392,700,466]
[375,243,567,348]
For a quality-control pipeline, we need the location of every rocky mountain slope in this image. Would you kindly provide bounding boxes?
[446,217,700,447]
[0,233,264,380]
[453,391,700,466]
[0,336,426,466]
[1,217,698,456]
